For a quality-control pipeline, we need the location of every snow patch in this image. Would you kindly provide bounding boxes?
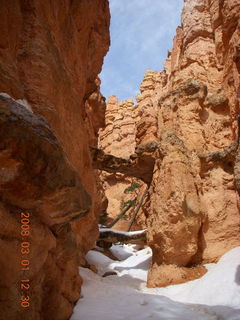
[145,246,240,308]
[71,246,240,320]
[110,244,141,260]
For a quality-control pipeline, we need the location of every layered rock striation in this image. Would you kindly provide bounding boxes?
[0,1,110,319]
[98,0,240,286]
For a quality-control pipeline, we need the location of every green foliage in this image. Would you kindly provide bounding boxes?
[120,198,137,211]
[124,182,141,194]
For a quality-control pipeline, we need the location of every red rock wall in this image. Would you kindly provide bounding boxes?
[146,0,240,287]
[0,1,110,319]
[98,0,240,287]
[98,96,145,230]
[0,0,110,251]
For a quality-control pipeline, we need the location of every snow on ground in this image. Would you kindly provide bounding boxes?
[144,247,240,308]
[70,245,240,320]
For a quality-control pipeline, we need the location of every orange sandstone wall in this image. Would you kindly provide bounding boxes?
[98,96,145,230]
[0,1,110,319]
[146,0,240,287]
[98,0,240,287]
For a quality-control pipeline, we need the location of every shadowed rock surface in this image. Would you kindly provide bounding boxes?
[0,95,91,319]
[0,0,110,319]
[91,143,156,185]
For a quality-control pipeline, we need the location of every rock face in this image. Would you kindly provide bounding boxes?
[91,144,155,185]
[99,96,138,157]
[98,0,240,286]
[98,97,146,230]
[146,0,240,287]
[0,1,110,319]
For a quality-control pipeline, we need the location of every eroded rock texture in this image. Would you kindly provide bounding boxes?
[0,1,110,319]
[146,0,240,287]
[99,0,240,287]
[98,97,147,230]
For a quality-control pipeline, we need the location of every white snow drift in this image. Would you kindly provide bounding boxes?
[71,245,240,320]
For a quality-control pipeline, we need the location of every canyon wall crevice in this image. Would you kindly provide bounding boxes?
[1,0,240,317]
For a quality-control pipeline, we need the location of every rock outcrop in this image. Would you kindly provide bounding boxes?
[99,96,138,157]
[98,97,147,230]
[0,1,110,319]
[91,143,156,185]
[98,0,240,287]
[146,0,240,287]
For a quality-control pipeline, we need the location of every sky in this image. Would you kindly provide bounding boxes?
[100,0,184,102]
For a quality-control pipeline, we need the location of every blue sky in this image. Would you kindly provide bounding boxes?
[100,0,184,101]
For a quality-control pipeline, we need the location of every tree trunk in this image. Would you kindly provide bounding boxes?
[127,188,148,231]
[98,228,147,246]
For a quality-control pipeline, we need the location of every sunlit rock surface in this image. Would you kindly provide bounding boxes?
[98,0,240,287]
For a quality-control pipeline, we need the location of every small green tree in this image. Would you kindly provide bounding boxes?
[123,182,141,194]
[120,198,137,213]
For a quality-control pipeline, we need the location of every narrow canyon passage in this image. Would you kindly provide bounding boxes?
[0,0,240,319]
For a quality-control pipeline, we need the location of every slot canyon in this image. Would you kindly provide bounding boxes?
[0,0,240,319]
